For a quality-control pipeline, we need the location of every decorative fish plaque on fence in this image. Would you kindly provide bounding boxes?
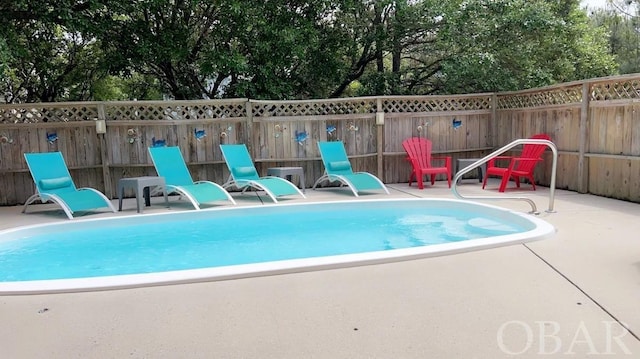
[295,130,309,145]
[151,137,166,147]
[194,128,206,141]
[46,132,58,144]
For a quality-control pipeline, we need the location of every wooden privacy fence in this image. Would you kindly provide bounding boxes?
[1,73,640,206]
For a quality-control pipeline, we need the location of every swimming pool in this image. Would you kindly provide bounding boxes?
[0,198,555,294]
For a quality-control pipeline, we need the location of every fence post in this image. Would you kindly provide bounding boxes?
[97,103,113,199]
[245,99,254,156]
[578,83,590,193]
[376,98,384,179]
[491,93,498,148]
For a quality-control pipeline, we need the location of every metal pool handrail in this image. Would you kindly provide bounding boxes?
[451,139,558,214]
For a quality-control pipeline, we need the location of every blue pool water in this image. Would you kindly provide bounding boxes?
[0,199,554,293]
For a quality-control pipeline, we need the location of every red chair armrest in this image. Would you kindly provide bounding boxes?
[487,156,512,168]
[432,156,452,171]
[431,156,451,163]
[511,157,542,162]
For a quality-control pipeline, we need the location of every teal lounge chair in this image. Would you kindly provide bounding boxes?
[220,144,306,203]
[313,141,389,196]
[148,146,236,209]
[23,152,117,219]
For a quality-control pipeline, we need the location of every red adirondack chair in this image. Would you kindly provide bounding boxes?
[402,137,451,189]
[482,133,551,192]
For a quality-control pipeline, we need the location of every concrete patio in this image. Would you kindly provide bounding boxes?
[0,179,639,358]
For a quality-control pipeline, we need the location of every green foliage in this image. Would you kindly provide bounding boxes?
[0,0,119,102]
[228,0,345,99]
[0,21,107,102]
[92,74,163,101]
[93,1,239,100]
[0,38,11,81]
[438,0,616,93]
[331,0,616,96]
[0,0,622,102]
[588,3,640,74]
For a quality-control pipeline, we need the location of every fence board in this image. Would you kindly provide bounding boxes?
[2,130,16,171]
[632,105,640,156]
[607,108,624,155]
[622,105,633,156]
[631,160,640,202]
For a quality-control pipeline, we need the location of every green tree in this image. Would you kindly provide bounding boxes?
[332,0,615,96]
[228,0,347,99]
[437,0,616,93]
[92,1,238,100]
[0,0,125,102]
[92,0,347,100]
[0,22,107,102]
[0,0,621,102]
[92,74,163,101]
[589,1,640,74]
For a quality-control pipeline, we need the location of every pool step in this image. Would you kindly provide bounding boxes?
[466,217,519,235]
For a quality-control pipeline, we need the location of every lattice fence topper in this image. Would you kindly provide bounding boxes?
[105,102,246,121]
[251,99,378,117]
[497,86,582,109]
[383,96,492,113]
[6,76,640,124]
[0,105,99,124]
[591,79,640,101]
